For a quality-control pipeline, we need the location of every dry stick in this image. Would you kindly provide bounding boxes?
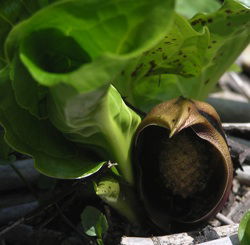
[0,218,25,237]
[54,203,93,244]
[215,213,234,225]
[36,185,79,230]
[37,184,91,242]
[38,208,60,231]
[223,123,250,131]
[0,182,80,237]
[38,194,75,230]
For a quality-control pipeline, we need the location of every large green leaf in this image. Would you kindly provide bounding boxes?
[0,0,60,70]
[6,0,175,86]
[190,0,250,99]
[1,0,175,182]
[7,0,175,119]
[48,84,141,184]
[113,13,210,105]
[12,56,48,119]
[116,0,250,112]
[0,71,105,178]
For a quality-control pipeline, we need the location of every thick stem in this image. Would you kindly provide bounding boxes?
[99,90,141,186]
[104,126,135,186]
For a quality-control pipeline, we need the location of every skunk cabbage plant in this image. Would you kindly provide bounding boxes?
[0,0,249,230]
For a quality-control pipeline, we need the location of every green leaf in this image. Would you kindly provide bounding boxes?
[48,84,141,185]
[81,206,108,238]
[0,73,106,178]
[1,0,175,181]
[189,0,250,99]
[12,56,48,119]
[0,0,28,62]
[5,0,175,101]
[131,74,183,112]
[176,0,221,18]
[228,62,242,72]
[114,13,210,106]
[0,0,59,70]
[116,0,250,112]
[238,210,250,245]
[15,0,174,56]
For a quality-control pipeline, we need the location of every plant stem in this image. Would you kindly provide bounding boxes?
[97,238,104,245]
[100,87,141,186]
[94,174,144,225]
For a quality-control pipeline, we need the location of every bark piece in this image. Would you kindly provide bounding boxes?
[121,224,239,245]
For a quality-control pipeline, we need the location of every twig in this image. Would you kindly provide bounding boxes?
[0,182,80,236]
[38,192,77,229]
[223,123,250,131]
[215,213,234,225]
[54,203,93,244]
[38,210,60,230]
[0,218,25,237]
